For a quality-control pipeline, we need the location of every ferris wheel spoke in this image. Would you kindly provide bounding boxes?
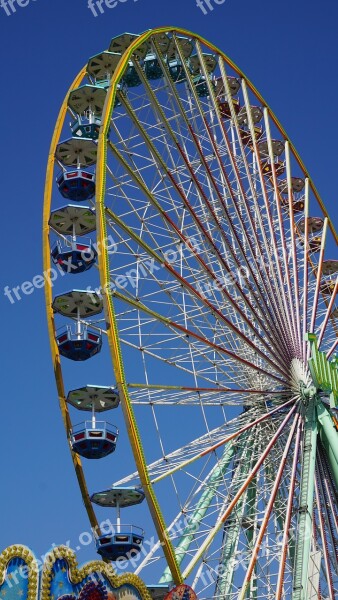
[315,467,338,581]
[301,179,310,359]
[316,445,338,537]
[112,399,294,487]
[307,218,329,357]
[263,111,301,350]
[106,207,288,375]
[240,81,300,353]
[160,437,255,584]
[303,248,335,352]
[238,412,300,599]
[184,120,292,360]
[108,274,274,381]
[214,497,247,597]
[326,338,338,359]
[120,338,241,388]
[236,80,292,322]
[114,399,294,494]
[314,473,336,599]
[241,97,296,348]
[149,399,296,485]
[180,42,294,351]
[285,143,303,353]
[275,417,302,599]
[111,288,287,383]
[104,201,290,378]
[134,510,188,576]
[111,86,291,363]
[184,447,282,596]
[127,384,291,406]
[163,44,285,342]
[181,404,297,579]
[216,63,279,285]
[131,42,293,358]
[197,130,293,358]
[317,277,338,349]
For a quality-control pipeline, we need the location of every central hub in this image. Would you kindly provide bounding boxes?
[290,358,316,404]
[300,382,317,405]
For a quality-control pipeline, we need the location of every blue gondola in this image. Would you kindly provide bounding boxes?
[168,59,186,83]
[53,291,103,360]
[57,169,95,201]
[71,117,101,141]
[96,526,144,561]
[71,421,118,459]
[144,53,163,80]
[122,62,141,87]
[51,240,97,274]
[91,487,145,561]
[193,75,212,98]
[56,325,102,361]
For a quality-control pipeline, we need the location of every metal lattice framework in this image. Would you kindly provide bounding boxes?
[44,28,338,600]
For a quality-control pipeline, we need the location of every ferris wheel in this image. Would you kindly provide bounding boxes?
[43,27,338,600]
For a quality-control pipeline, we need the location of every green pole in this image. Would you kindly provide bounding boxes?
[316,401,338,488]
[292,397,318,600]
[215,439,255,598]
[160,442,236,583]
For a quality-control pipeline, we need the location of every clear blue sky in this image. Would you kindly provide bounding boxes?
[0,0,337,568]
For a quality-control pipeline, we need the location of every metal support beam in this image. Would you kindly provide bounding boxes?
[292,398,318,599]
[215,441,255,598]
[316,401,338,488]
[160,443,236,583]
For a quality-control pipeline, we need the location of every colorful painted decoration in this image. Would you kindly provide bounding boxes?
[59,580,109,600]
[164,585,197,600]
[0,545,151,600]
